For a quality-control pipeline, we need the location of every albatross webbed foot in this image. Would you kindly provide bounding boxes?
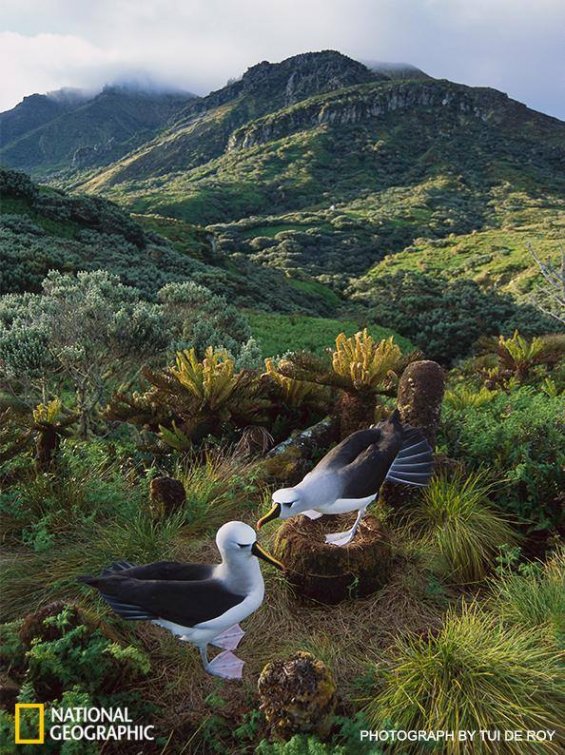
[325,529,357,547]
[212,624,245,651]
[324,508,367,547]
[207,651,245,680]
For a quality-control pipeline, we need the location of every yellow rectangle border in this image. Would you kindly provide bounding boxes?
[14,703,45,745]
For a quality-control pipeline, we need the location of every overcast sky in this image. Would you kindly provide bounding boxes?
[1,0,564,119]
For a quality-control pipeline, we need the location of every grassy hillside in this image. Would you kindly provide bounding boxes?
[3,52,563,341]
[353,191,565,298]
[0,168,342,315]
[247,312,414,357]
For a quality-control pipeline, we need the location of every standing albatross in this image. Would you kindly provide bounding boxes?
[78,521,283,680]
[257,410,433,546]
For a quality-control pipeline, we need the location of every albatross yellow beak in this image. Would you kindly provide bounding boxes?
[256,503,281,529]
[251,541,284,570]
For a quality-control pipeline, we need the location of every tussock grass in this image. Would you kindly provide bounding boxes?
[174,446,267,533]
[407,471,518,584]
[366,604,565,754]
[0,513,191,619]
[5,439,558,751]
[489,547,565,643]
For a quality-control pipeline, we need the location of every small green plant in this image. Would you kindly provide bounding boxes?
[331,331,403,391]
[234,709,264,743]
[0,439,146,547]
[366,604,565,754]
[255,734,348,754]
[443,384,498,409]
[175,446,264,532]
[407,470,518,584]
[114,346,272,442]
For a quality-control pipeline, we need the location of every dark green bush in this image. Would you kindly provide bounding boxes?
[362,272,556,363]
[439,387,564,527]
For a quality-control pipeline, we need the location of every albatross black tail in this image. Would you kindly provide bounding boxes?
[385,426,433,487]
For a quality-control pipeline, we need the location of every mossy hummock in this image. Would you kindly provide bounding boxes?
[258,651,337,739]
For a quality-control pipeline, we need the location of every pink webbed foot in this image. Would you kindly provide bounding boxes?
[212,624,245,650]
[207,650,244,680]
[325,529,356,546]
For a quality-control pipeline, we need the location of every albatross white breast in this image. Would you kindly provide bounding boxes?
[78,521,283,679]
[257,410,433,546]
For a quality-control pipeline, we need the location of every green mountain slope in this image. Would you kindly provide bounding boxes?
[0,90,87,147]
[0,86,194,177]
[70,52,564,298]
[352,205,565,300]
[72,51,384,188]
[5,51,564,313]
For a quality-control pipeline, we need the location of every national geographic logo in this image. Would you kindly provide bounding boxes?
[15,704,45,745]
[14,704,155,744]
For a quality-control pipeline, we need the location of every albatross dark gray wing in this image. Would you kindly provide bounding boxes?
[311,428,385,473]
[334,426,433,497]
[102,561,216,582]
[337,442,396,498]
[79,573,245,627]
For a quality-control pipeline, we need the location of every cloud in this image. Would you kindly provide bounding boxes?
[1,0,564,119]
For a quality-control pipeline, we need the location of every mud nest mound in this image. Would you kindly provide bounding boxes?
[273,514,392,604]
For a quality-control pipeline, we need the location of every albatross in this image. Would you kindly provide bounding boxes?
[78,521,283,680]
[257,410,433,546]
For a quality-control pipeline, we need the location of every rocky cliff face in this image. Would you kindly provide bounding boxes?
[227,81,513,151]
[180,50,383,120]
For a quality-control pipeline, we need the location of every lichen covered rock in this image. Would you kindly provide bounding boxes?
[258,651,337,740]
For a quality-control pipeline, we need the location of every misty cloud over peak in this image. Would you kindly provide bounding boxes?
[1,1,564,119]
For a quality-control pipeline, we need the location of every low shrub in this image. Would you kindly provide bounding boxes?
[439,387,564,528]
[489,547,565,646]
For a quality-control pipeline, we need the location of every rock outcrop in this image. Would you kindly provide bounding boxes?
[228,81,511,151]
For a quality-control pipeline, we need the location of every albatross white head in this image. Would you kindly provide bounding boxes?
[215,521,284,569]
[256,487,307,528]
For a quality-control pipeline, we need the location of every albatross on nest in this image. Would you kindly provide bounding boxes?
[78,521,283,680]
[257,410,433,546]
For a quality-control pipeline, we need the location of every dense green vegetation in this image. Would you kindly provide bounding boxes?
[65,55,565,304]
[0,168,342,316]
[1,49,564,754]
[354,271,555,363]
[1,307,563,751]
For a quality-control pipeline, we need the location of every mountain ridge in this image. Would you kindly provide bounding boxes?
[0,86,195,176]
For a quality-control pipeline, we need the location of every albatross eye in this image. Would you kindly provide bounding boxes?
[237,543,251,548]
